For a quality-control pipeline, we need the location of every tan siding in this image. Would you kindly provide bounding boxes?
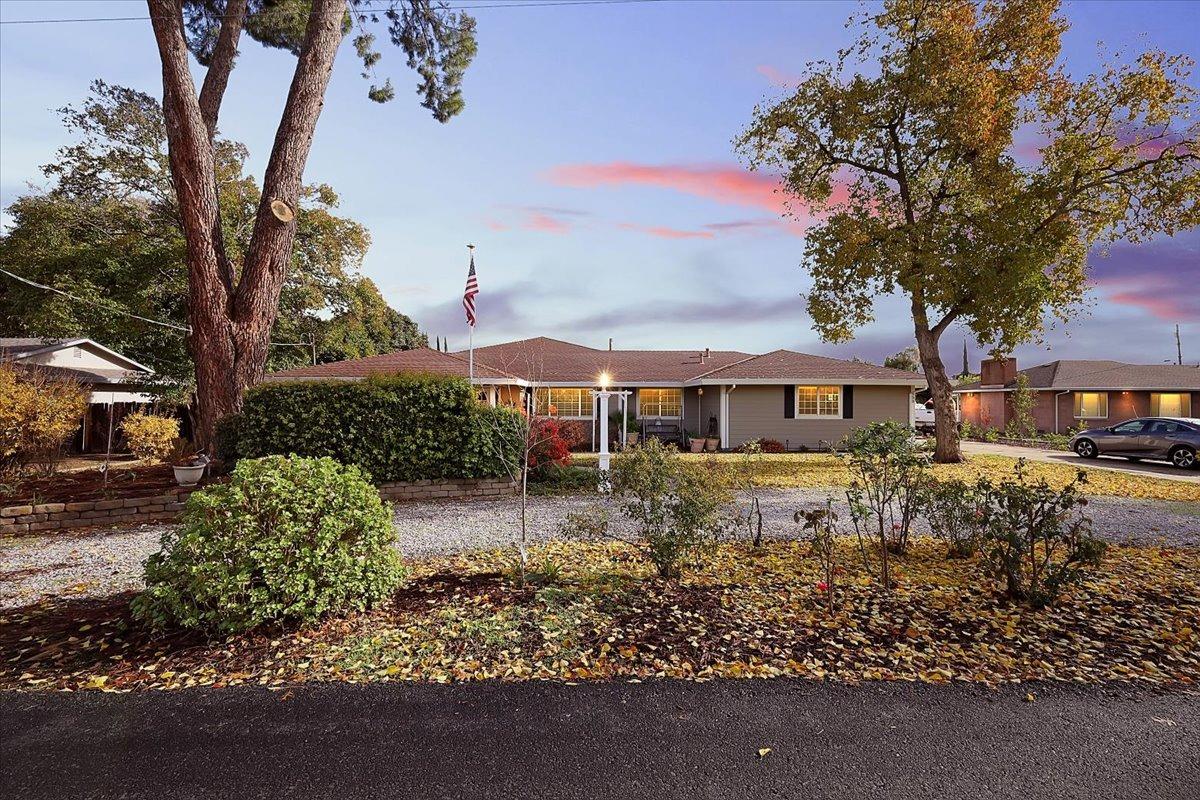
[727,385,912,449]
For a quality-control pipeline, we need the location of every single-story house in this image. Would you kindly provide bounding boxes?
[266,336,925,450]
[953,357,1200,434]
[1,337,157,452]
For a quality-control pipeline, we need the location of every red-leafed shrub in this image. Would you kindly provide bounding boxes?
[529,418,573,471]
[758,438,786,453]
[552,419,590,452]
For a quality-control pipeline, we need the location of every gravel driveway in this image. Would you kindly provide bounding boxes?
[2,490,1198,609]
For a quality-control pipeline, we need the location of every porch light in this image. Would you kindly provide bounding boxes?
[598,371,610,389]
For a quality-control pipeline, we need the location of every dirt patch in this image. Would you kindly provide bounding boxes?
[1,463,205,506]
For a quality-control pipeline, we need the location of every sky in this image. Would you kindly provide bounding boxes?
[1,0,1198,371]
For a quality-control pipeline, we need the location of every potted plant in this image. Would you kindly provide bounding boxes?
[169,438,208,486]
[704,415,720,451]
[687,430,705,453]
[625,415,640,446]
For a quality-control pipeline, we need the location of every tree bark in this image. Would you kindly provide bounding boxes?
[147,0,347,449]
[197,0,248,140]
[914,314,962,463]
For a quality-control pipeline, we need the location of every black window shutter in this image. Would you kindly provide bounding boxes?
[783,385,795,418]
[842,385,854,419]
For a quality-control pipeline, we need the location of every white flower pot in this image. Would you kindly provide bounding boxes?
[173,464,206,486]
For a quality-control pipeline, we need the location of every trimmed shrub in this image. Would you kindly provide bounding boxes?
[610,439,733,578]
[921,478,984,558]
[132,456,405,633]
[976,459,1105,609]
[121,411,180,463]
[237,374,523,482]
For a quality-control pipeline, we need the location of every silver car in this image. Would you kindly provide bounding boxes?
[1070,417,1200,470]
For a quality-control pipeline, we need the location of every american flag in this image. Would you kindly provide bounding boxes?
[462,251,479,327]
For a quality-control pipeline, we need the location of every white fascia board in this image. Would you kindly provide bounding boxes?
[23,339,156,375]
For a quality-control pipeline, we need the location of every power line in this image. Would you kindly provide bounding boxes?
[0,266,314,348]
[0,0,671,25]
[1,266,191,332]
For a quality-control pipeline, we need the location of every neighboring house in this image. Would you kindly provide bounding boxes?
[266,337,925,450]
[954,357,1200,434]
[1,337,157,452]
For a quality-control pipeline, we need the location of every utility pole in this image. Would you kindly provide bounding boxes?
[1176,324,1183,365]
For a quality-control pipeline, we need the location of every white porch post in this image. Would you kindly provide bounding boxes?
[621,393,628,450]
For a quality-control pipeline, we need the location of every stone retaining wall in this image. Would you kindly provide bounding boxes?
[0,491,192,536]
[0,477,516,537]
[377,478,516,502]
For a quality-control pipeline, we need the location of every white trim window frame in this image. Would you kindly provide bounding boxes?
[637,387,683,418]
[795,385,842,418]
[1150,392,1192,418]
[1073,391,1109,419]
[533,387,593,419]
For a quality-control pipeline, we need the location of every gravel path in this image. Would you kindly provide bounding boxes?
[3,490,1198,609]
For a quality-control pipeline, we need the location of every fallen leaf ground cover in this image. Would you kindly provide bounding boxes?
[571,452,1200,502]
[2,538,1197,692]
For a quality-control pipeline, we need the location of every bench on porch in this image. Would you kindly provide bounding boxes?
[641,418,683,445]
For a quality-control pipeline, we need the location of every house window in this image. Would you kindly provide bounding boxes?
[639,388,682,417]
[534,388,592,418]
[1151,392,1191,418]
[1074,392,1108,419]
[796,385,841,417]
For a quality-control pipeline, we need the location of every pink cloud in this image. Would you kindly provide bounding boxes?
[486,219,509,231]
[547,162,797,214]
[756,64,801,87]
[1106,289,1196,321]
[524,211,571,234]
[1089,233,1200,322]
[617,222,714,240]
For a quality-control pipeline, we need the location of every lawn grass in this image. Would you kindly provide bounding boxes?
[4,538,1197,691]
[570,452,1200,502]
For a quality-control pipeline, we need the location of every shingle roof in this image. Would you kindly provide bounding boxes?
[954,360,1200,391]
[0,337,60,358]
[694,349,925,383]
[264,347,516,382]
[6,361,144,385]
[458,337,752,383]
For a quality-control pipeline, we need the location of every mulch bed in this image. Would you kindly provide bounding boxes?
[1,463,208,507]
[2,539,1198,692]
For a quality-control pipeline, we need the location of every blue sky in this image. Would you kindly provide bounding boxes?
[2,0,1198,369]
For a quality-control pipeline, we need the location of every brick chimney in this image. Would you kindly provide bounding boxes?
[980,357,1016,387]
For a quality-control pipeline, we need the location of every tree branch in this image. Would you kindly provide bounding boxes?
[233,0,348,381]
[197,0,248,140]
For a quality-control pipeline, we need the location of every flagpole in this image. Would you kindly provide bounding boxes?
[467,244,475,387]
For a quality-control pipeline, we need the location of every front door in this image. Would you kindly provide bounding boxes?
[1101,419,1150,455]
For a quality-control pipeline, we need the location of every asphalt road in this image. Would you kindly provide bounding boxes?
[3,680,1198,799]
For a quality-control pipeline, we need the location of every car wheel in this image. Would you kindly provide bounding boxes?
[1074,439,1099,459]
[1170,446,1197,470]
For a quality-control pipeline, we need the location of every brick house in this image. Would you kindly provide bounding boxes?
[954,358,1200,434]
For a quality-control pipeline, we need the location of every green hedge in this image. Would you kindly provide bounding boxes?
[133,456,404,633]
[236,374,523,482]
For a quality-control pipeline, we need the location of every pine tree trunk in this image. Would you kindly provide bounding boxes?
[147,0,348,449]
